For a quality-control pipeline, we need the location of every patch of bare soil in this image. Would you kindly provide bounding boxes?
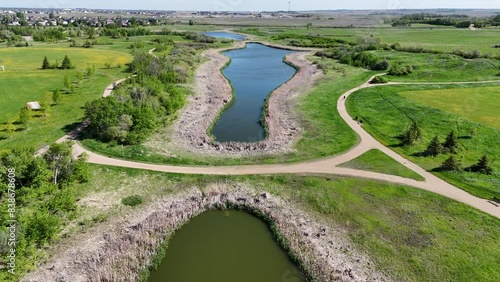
[22,184,390,282]
[145,41,324,157]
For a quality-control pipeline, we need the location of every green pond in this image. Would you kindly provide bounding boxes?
[211,43,297,142]
[147,210,305,282]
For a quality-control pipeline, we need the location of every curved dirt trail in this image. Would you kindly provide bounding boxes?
[36,42,499,218]
[66,71,500,218]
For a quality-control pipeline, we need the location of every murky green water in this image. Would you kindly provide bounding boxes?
[148,210,305,282]
[211,43,297,142]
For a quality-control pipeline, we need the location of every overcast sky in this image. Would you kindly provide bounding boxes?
[2,0,500,11]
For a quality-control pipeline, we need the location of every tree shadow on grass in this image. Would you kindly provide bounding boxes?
[458,136,472,140]
[61,122,83,134]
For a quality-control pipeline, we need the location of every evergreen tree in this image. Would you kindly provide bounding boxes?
[19,107,31,127]
[443,130,459,153]
[440,156,462,171]
[52,89,62,105]
[60,55,73,69]
[467,155,493,175]
[426,136,443,157]
[42,56,50,69]
[63,74,72,92]
[402,122,422,146]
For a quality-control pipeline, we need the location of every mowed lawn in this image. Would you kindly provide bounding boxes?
[400,87,500,130]
[0,47,132,149]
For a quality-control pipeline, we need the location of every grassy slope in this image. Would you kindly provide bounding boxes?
[346,84,500,199]
[400,86,500,130]
[48,166,500,282]
[338,149,425,181]
[380,51,500,82]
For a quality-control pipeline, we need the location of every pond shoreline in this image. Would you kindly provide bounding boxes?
[163,40,324,157]
[22,184,390,282]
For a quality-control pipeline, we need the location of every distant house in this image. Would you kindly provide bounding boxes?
[26,102,41,110]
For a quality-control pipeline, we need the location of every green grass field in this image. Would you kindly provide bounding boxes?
[380,51,500,82]
[339,149,425,181]
[68,167,500,282]
[248,27,500,54]
[0,46,132,149]
[400,87,500,129]
[346,84,500,199]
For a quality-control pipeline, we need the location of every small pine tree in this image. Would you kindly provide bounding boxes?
[63,74,72,92]
[19,107,31,127]
[440,156,462,171]
[443,130,459,153]
[76,71,84,84]
[426,136,443,157]
[61,55,73,69]
[86,65,95,78]
[467,155,493,175]
[52,89,62,105]
[42,56,50,69]
[402,122,422,146]
[4,119,16,137]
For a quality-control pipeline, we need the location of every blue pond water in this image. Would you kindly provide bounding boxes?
[211,43,297,142]
[202,31,246,40]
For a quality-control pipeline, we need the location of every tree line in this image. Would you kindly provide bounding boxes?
[391,13,500,28]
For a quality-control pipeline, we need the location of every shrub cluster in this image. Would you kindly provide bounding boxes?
[0,143,90,277]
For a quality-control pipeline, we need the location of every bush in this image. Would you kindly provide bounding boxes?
[122,195,143,207]
[23,209,61,247]
[388,63,414,76]
[370,76,388,84]
[372,60,390,70]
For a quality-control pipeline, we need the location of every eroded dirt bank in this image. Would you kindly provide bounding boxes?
[22,184,390,282]
[148,41,324,157]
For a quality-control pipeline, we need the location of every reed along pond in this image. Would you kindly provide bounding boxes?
[147,210,305,282]
[211,43,297,142]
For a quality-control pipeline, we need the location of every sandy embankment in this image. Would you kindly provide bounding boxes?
[22,184,390,282]
[165,41,324,157]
